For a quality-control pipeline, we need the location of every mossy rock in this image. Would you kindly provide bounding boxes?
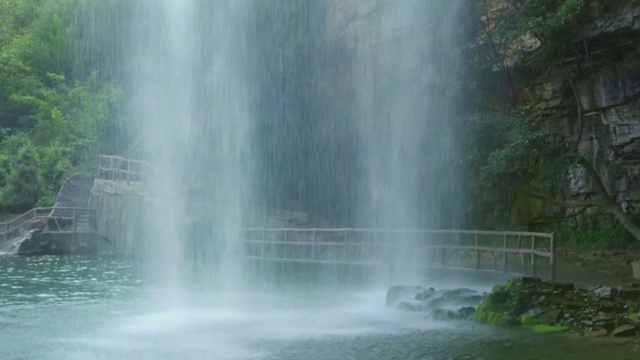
[474,290,521,327]
[520,314,544,326]
[475,309,522,326]
[519,315,569,334]
[530,324,570,334]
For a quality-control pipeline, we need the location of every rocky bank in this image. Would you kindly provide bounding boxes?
[388,277,640,337]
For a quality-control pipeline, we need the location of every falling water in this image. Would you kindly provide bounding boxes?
[130,0,254,294]
[127,0,463,292]
[351,1,463,283]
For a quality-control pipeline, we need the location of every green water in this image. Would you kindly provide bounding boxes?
[0,256,637,360]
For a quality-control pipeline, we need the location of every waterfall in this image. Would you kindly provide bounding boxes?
[351,1,463,283]
[130,0,255,295]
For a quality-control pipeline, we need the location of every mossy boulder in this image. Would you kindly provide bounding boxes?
[475,277,640,337]
[474,290,521,326]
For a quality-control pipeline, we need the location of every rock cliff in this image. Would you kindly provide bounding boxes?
[511,4,640,227]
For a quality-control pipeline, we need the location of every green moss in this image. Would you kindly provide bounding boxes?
[530,324,569,334]
[630,312,639,321]
[519,314,544,326]
[474,291,521,327]
[475,309,521,326]
[519,315,568,334]
[505,278,518,289]
[492,284,505,292]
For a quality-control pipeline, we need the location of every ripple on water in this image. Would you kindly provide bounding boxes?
[1,257,639,360]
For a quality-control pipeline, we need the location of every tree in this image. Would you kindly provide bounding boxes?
[467,0,640,241]
[0,0,126,212]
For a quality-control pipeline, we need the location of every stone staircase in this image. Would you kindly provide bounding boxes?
[74,213,93,232]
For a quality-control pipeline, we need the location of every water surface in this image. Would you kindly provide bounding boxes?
[0,256,637,360]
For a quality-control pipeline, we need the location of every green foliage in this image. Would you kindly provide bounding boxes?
[480,111,578,198]
[461,1,618,237]
[0,0,126,212]
[555,213,640,249]
[477,0,588,72]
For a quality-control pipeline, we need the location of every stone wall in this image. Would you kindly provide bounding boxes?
[88,179,148,256]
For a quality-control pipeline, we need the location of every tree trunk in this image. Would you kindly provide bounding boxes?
[578,156,640,241]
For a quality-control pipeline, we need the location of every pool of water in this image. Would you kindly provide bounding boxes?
[0,256,638,360]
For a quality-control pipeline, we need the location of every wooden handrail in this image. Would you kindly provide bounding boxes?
[242,228,553,238]
[97,154,166,184]
[0,207,95,239]
[239,228,557,279]
[93,154,558,278]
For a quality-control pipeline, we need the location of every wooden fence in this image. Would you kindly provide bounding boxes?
[97,155,163,184]
[241,228,557,279]
[0,207,95,242]
[94,154,557,279]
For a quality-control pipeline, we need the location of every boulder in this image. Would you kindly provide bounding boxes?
[386,285,485,322]
[385,285,423,309]
[585,329,608,337]
[632,261,640,280]
[472,277,640,337]
[612,325,637,337]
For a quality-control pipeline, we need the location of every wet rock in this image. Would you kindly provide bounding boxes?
[424,289,483,308]
[594,312,613,322]
[522,307,547,318]
[432,309,456,320]
[457,306,476,319]
[415,287,436,301]
[397,300,427,312]
[612,325,637,337]
[472,276,640,337]
[385,286,423,309]
[585,329,609,337]
[618,289,640,300]
[387,285,485,314]
[430,306,476,321]
[592,286,616,299]
[539,309,563,325]
[552,282,575,292]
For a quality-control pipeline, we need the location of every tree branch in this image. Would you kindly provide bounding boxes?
[576,156,612,202]
[521,189,605,209]
[560,65,585,150]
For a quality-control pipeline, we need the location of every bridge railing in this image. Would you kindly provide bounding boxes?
[97,155,163,184]
[0,207,95,242]
[241,228,557,280]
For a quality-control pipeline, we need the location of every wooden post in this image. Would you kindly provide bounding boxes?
[475,231,480,269]
[126,160,131,184]
[531,235,537,278]
[503,234,508,273]
[550,232,557,280]
[73,208,77,232]
[455,232,461,267]
[261,230,265,258]
[311,229,316,260]
[3,221,7,242]
[284,230,288,261]
[343,229,348,262]
[441,234,446,267]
